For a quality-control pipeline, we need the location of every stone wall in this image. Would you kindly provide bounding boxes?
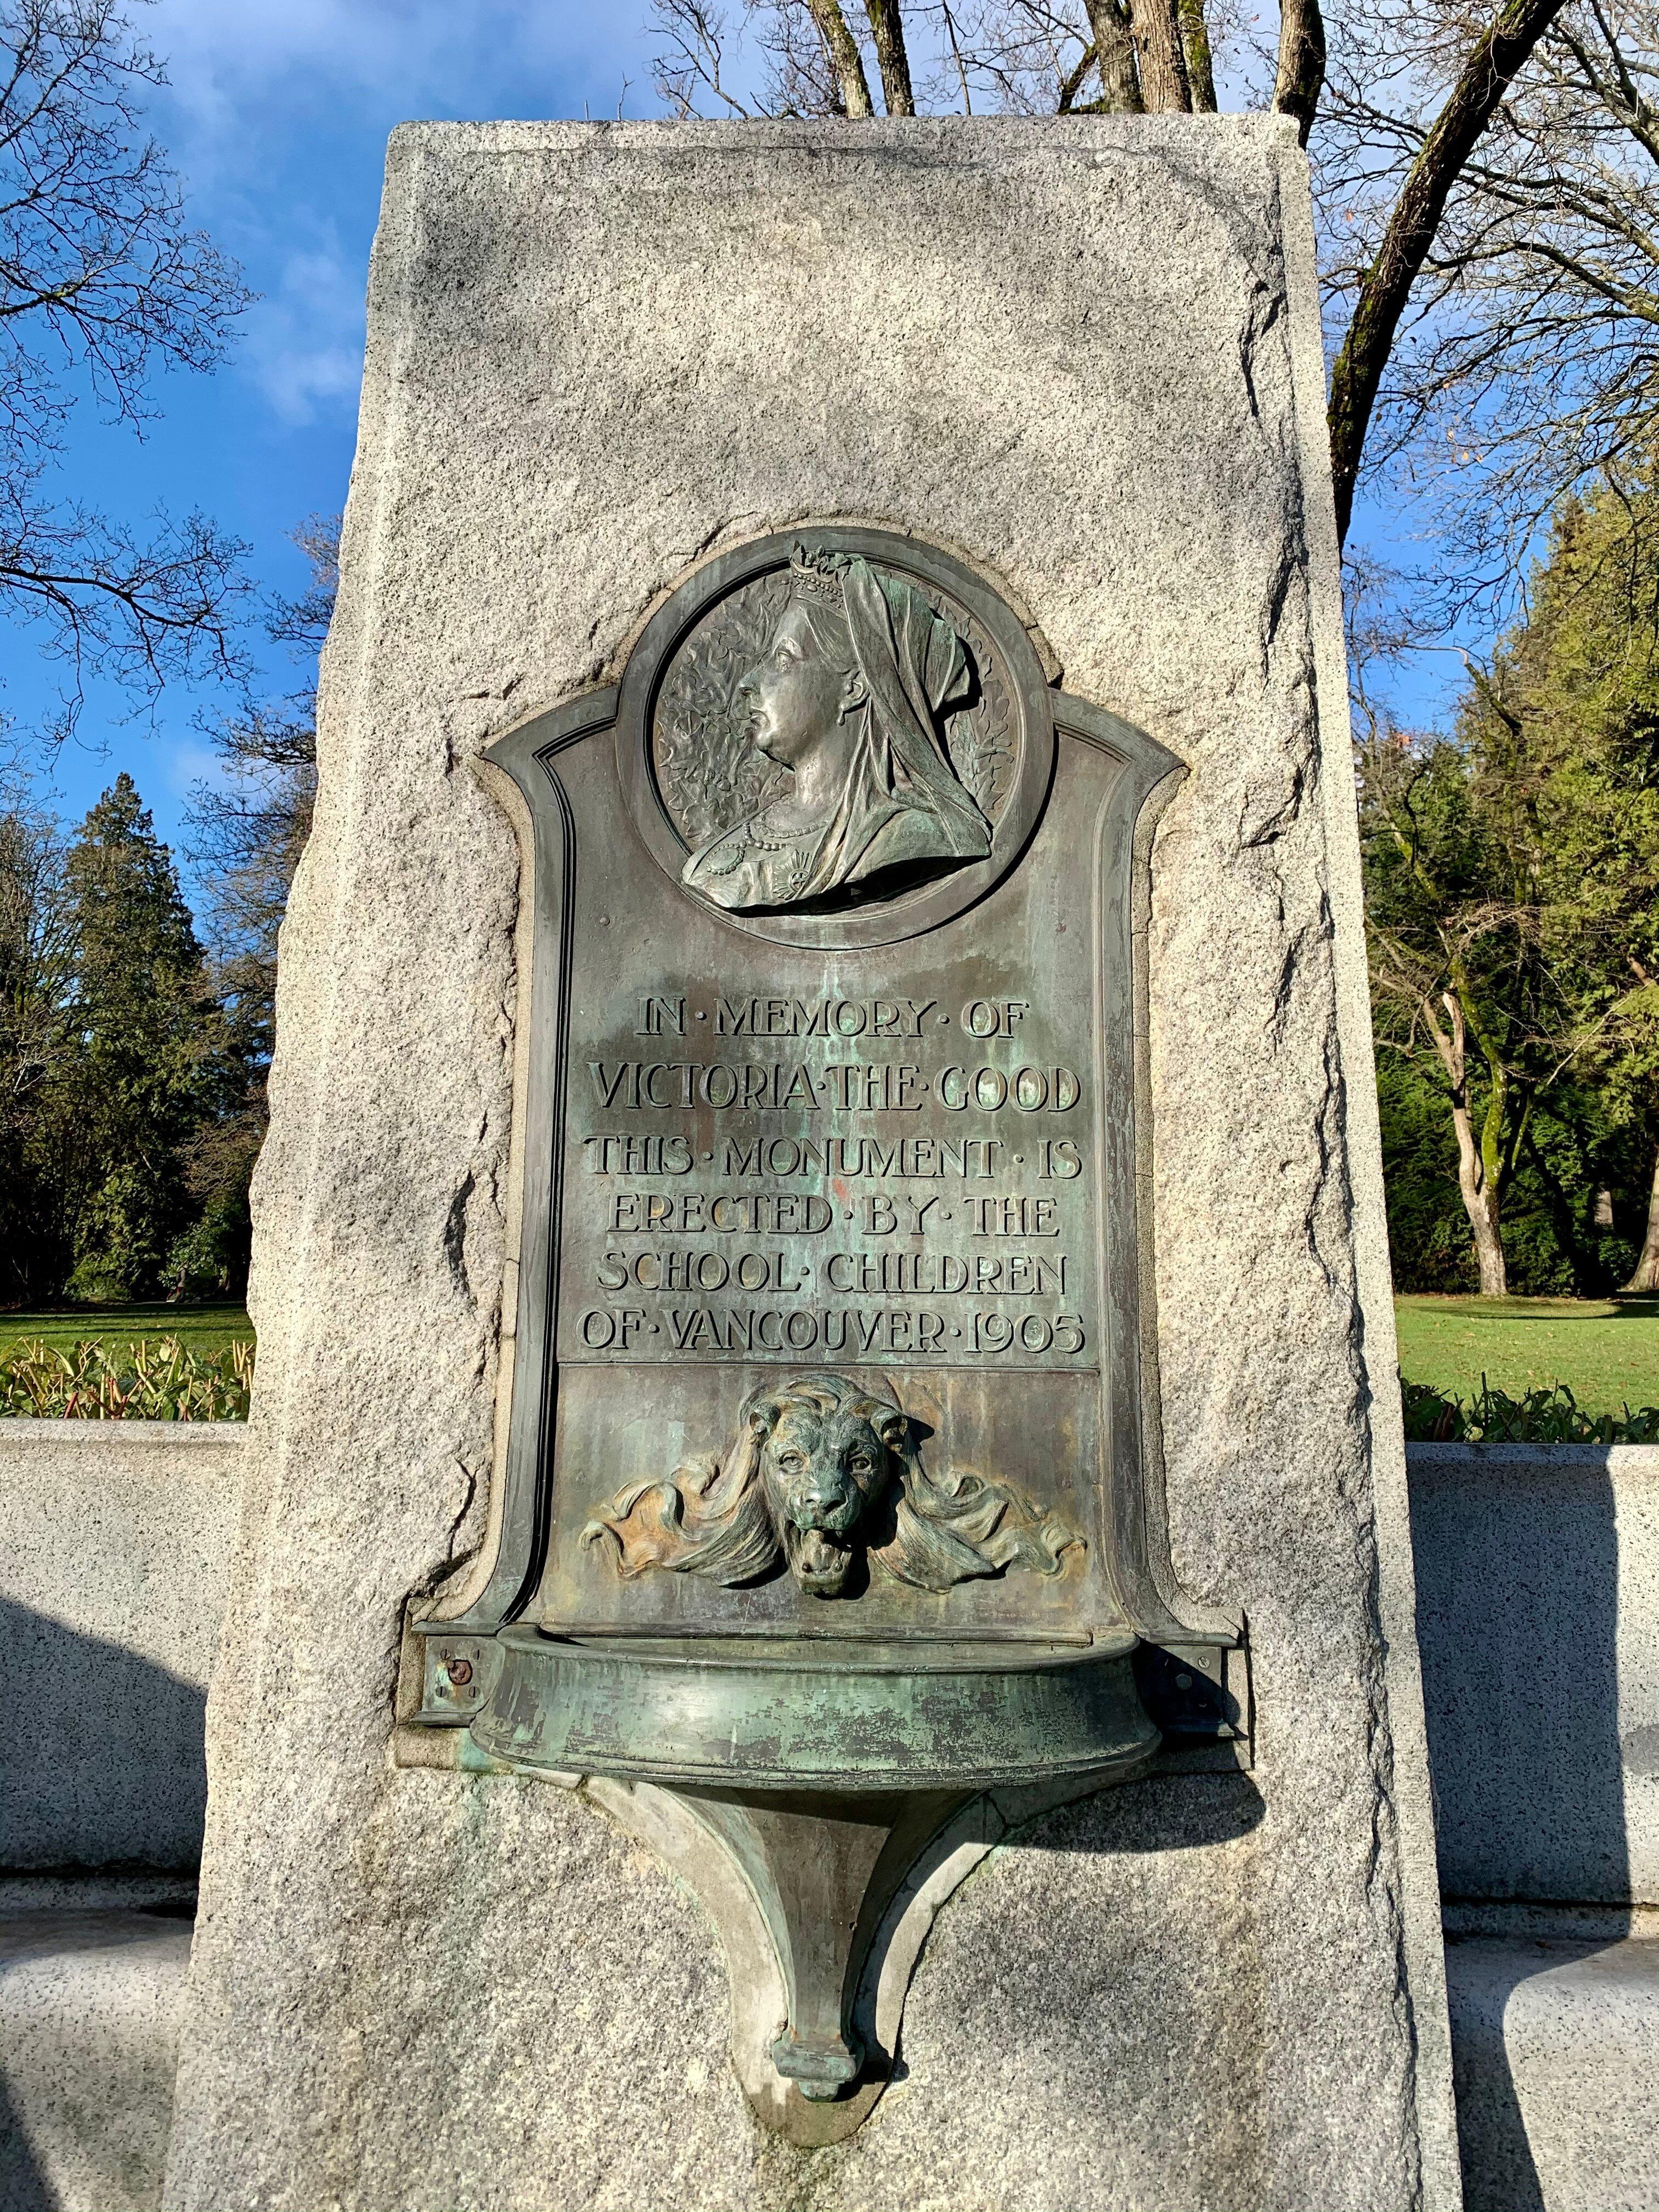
[1410,1443,1659,1907]
[1410,1443,1659,2212]
[11,1425,1652,1907]
[1,1421,245,1870]
[162,118,1459,2212]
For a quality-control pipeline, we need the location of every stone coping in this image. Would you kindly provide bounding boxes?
[0,1418,249,1441]
[1408,1443,1659,1469]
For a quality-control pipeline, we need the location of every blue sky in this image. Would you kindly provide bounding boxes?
[9,0,1458,904]
[9,1,655,884]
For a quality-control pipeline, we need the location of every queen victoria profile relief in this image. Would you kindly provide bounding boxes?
[678,549,994,912]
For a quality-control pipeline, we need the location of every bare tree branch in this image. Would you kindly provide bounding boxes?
[1055,36,1097,106]
[805,0,877,111]
[0,0,250,729]
[1308,2,1659,612]
[865,0,918,109]
[937,1,975,107]
[1273,0,1325,145]
[1325,0,1571,549]
[648,1,755,115]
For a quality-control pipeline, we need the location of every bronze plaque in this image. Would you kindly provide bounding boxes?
[460,528,1183,1640]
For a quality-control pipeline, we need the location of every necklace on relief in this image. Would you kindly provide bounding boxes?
[741,808,819,853]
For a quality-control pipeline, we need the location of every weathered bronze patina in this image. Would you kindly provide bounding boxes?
[679,547,993,910]
[582,1369,1081,1598]
[407,527,1244,2134]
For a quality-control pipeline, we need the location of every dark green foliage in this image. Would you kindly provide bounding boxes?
[61,775,221,1295]
[0,774,256,1305]
[0,804,77,1299]
[1401,1377,1659,1444]
[1379,1058,1648,1293]
[1377,1057,1474,1290]
[1365,458,1659,1293]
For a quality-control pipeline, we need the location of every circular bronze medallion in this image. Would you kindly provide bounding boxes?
[615,528,1056,949]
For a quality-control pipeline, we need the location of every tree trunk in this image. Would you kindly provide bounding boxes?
[1181,0,1218,110]
[1447,1075,1509,1294]
[1623,1140,1659,1293]
[1128,0,1192,111]
[863,0,916,114]
[1272,0,1325,145]
[1426,988,1510,1294]
[1326,0,1568,546]
[805,0,876,116]
[1464,1168,1509,1296]
[1084,0,1144,111]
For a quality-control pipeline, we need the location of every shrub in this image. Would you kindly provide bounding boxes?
[1402,1376,1659,1444]
[0,1336,252,1420]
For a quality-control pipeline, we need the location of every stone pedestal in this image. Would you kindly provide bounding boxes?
[165,119,1459,2210]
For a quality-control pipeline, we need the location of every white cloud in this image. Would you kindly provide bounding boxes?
[140,1,654,427]
[152,0,653,162]
[240,235,365,427]
[162,733,227,800]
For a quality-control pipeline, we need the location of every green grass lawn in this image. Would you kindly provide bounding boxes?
[0,1302,255,1359]
[1395,1294,1659,1418]
[4,1296,1656,1423]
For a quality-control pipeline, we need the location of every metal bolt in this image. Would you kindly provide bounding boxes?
[448,1657,473,1688]
[1175,1672,1193,1690]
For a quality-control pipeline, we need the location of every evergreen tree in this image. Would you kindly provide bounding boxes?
[0,803,77,1299]
[58,773,226,1297]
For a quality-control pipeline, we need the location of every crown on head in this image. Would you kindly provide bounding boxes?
[787,544,847,610]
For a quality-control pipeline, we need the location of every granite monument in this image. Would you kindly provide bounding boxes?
[165,117,1459,2211]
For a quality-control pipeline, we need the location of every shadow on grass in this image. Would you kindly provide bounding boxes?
[1402,1296,1659,1325]
[0,1304,255,1362]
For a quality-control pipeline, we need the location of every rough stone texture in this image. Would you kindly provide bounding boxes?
[1444,1931,1659,2212]
[1414,1447,1659,2211]
[0,1906,192,2212]
[1,1422,245,1867]
[166,120,1457,2210]
[1410,1444,1659,1906]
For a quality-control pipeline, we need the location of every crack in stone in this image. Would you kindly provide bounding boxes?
[443,1170,476,1304]
[1237,280,1284,425]
[444,1462,480,1564]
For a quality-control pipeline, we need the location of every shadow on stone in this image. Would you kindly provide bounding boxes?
[0,1906,195,2212]
[0,1598,208,1871]
[0,2074,54,2212]
[1411,1450,1630,2210]
[1010,1769,1267,1854]
[1,1596,210,2210]
[1443,1940,1550,2212]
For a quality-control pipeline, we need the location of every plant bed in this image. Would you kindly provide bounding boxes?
[0,1335,253,1420]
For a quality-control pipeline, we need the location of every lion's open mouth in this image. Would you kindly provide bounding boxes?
[789,1525,851,1593]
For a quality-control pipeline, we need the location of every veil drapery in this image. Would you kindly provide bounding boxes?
[680,553,993,909]
[789,557,990,900]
